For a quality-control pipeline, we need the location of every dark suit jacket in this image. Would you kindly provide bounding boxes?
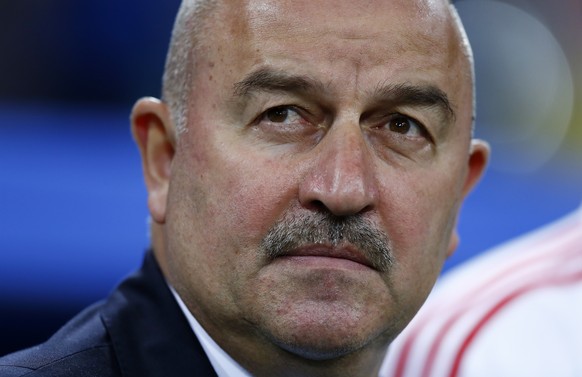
[0,252,219,377]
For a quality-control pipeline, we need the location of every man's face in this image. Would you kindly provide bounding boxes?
[144,0,487,364]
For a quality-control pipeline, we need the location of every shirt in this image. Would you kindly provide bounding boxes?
[381,206,582,377]
[171,287,253,377]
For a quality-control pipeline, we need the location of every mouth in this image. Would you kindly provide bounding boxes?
[276,243,376,271]
[260,211,394,272]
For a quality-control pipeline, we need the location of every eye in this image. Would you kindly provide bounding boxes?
[387,114,424,137]
[262,106,303,125]
[251,105,323,145]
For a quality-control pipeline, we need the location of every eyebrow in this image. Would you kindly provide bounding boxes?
[370,82,456,123]
[232,67,456,123]
[232,67,326,98]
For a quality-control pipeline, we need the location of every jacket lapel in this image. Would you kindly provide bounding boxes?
[101,252,218,377]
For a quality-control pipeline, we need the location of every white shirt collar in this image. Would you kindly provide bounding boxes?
[170,286,253,377]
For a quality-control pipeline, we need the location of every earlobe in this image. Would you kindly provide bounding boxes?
[446,229,460,258]
[131,97,176,224]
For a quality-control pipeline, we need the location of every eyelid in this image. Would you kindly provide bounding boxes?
[256,105,296,123]
[255,104,315,125]
[386,113,435,144]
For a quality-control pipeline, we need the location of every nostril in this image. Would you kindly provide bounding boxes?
[305,199,328,212]
[303,198,374,216]
[359,204,374,215]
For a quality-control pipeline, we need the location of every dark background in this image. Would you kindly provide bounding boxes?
[1,0,581,356]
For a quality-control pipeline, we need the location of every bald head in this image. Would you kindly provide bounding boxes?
[161,0,474,136]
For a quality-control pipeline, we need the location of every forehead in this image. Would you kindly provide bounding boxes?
[198,0,469,113]
[225,0,455,48]
[243,0,450,37]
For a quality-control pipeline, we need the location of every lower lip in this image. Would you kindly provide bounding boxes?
[275,255,372,271]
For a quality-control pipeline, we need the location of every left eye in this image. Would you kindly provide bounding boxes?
[263,106,302,124]
[386,114,425,138]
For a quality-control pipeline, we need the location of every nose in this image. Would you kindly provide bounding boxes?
[298,122,378,216]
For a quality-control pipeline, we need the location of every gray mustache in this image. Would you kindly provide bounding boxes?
[261,212,394,272]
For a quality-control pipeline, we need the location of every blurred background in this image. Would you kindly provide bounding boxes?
[1,0,581,356]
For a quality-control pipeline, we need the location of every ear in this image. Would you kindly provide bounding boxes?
[462,139,490,198]
[131,97,176,224]
[446,139,490,257]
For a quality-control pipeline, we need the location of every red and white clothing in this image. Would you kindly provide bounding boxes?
[381,207,582,377]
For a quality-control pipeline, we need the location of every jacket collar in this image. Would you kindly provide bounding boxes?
[101,251,218,377]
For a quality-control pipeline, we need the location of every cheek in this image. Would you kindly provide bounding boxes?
[383,178,452,241]
[376,177,461,325]
[163,144,298,308]
[170,138,302,277]
[211,153,298,246]
[379,166,463,281]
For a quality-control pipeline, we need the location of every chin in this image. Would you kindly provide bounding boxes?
[272,335,366,361]
[263,317,385,362]
[252,284,398,360]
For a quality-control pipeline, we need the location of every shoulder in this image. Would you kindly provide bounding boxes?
[429,208,582,309]
[0,252,215,377]
[0,302,121,377]
[0,347,118,377]
[381,210,582,377]
[455,283,582,377]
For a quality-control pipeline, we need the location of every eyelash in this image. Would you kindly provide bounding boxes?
[382,113,432,140]
[255,106,434,144]
[262,105,300,123]
[253,105,317,131]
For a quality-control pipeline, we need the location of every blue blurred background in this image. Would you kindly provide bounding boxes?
[1,0,581,356]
